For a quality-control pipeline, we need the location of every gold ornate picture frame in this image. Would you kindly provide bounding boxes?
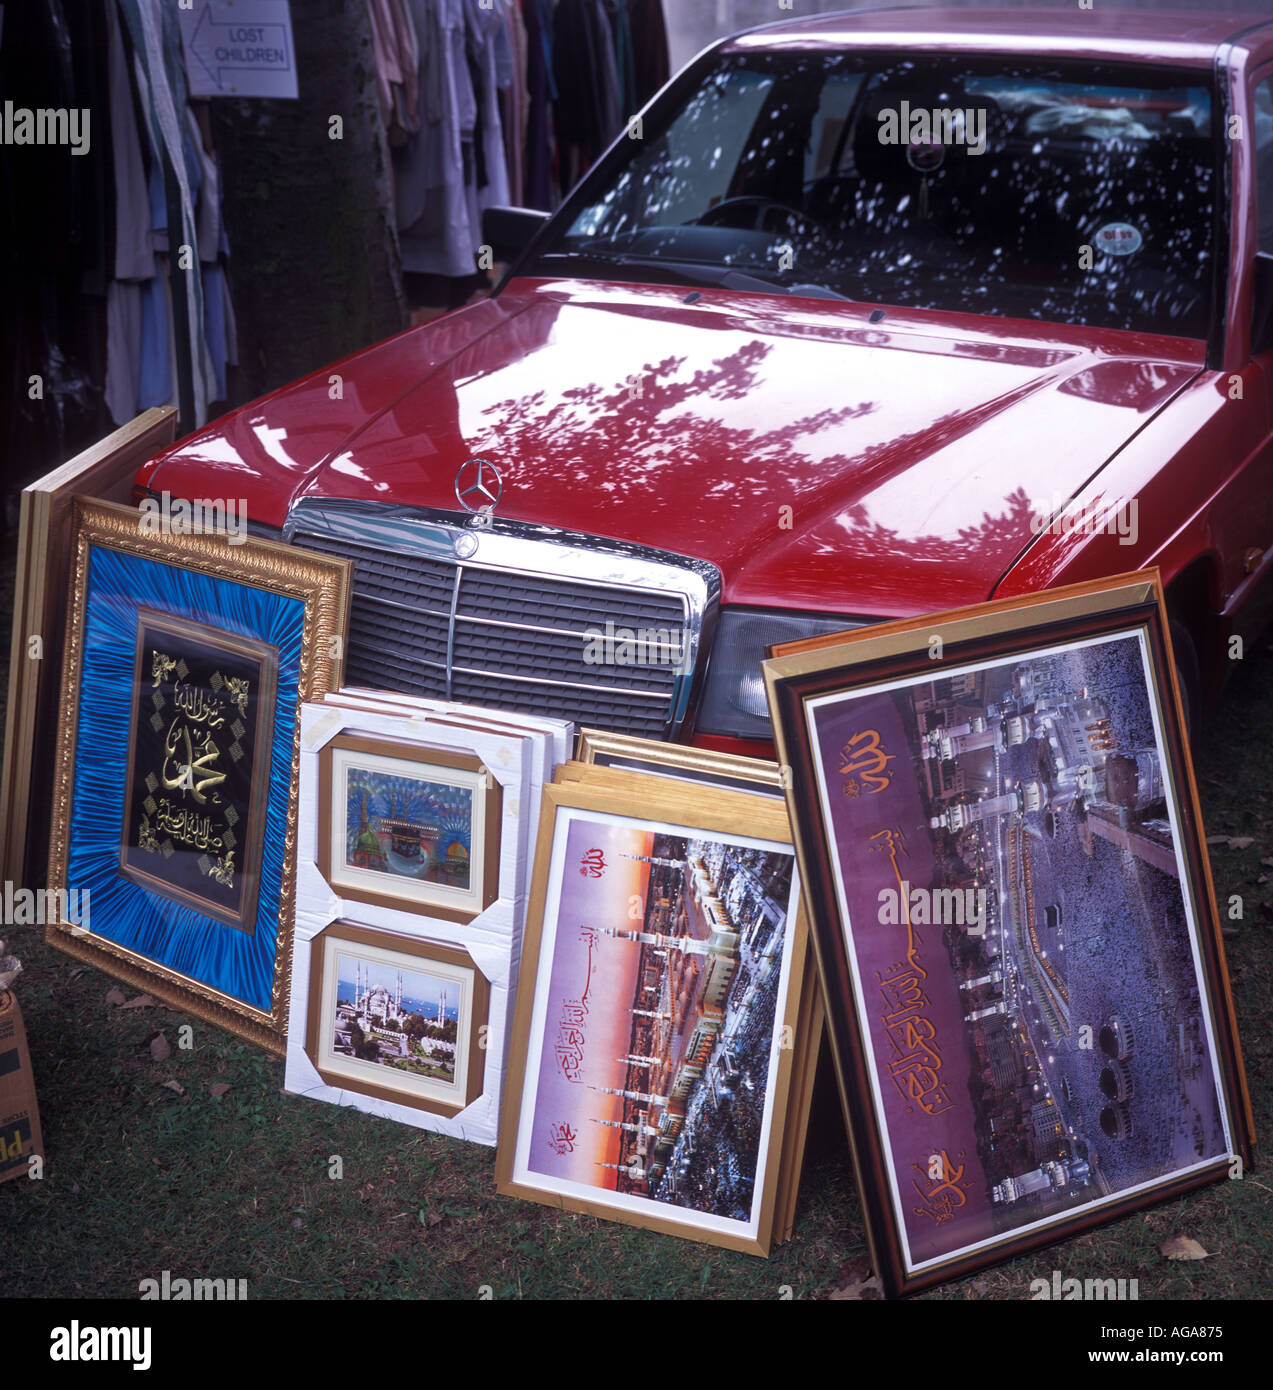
[45,498,350,1053]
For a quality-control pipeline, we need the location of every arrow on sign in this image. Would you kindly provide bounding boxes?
[188,4,292,93]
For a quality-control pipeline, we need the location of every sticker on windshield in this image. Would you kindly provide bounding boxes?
[1093,221,1144,257]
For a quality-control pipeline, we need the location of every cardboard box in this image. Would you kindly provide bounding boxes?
[0,990,43,1182]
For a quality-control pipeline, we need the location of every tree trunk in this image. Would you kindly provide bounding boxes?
[211,0,405,404]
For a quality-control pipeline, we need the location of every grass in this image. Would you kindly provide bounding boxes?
[1,529,1270,1299]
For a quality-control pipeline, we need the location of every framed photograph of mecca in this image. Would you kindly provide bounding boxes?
[305,921,490,1115]
[495,777,812,1255]
[45,498,350,1053]
[764,570,1254,1298]
[316,733,501,924]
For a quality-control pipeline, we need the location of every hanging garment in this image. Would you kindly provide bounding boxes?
[367,0,421,142]
[499,0,528,206]
[603,0,637,122]
[522,0,558,210]
[466,0,511,220]
[397,0,484,277]
[628,0,669,107]
[117,0,217,425]
[137,270,172,409]
[105,279,143,426]
[106,0,153,281]
[552,0,622,187]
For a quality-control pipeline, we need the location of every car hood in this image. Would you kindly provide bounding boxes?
[148,277,1203,617]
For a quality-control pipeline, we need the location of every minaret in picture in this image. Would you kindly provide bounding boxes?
[599,1160,647,1179]
[599,925,712,957]
[589,1083,668,1106]
[591,1117,660,1137]
[621,851,684,870]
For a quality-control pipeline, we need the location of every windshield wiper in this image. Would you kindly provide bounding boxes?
[538,249,851,301]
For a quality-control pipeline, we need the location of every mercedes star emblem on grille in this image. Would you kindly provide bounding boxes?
[452,531,480,560]
[454,457,503,515]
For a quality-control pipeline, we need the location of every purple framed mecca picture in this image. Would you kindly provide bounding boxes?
[764,572,1254,1297]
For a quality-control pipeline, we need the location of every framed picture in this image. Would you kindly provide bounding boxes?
[561,737,822,1244]
[316,733,501,924]
[305,921,490,1115]
[46,498,350,1052]
[573,728,786,799]
[496,777,811,1255]
[1,407,176,894]
[764,570,1255,1297]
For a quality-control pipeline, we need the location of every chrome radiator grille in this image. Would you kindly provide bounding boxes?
[284,501,719,739]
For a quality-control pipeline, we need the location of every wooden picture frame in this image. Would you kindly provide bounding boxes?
[45,498,351,1053]
[316,733,501,925]
[496,775,811,1256]
[1,407,177,894]
[563,735,823,1245]
[305,921,490,1116]
[573,728,787,799]
[764,569,1255,1297]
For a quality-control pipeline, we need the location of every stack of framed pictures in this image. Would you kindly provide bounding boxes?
[43,498,351,1052]
[495,737,821,1255]
[2,408,177,894]
[764,571,1255,1296]
[284,694,572,1145]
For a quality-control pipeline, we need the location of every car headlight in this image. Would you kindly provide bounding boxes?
[695,607,871,739]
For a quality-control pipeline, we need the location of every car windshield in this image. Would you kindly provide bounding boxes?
[531,51,1217,338]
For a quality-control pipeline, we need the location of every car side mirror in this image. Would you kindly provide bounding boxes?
[482,205,550,261]
[1252,250,1273,354]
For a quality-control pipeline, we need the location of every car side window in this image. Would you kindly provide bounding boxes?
[1256,78,1273,254]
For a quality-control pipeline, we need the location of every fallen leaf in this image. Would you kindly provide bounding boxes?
[160,1079,185,1096]
[1261,857,1273,869]
[1228,837,1255,850]
[1206,836,1230,846]
[105,988,126,1006]
[428,1212,444,1227]
[121,994,156,1010]
[68,969,86,982]
[148,1032,171,1062]
[1162,1236,1210,1261]
[824,1256,880,1299]
[210,1083,231,1098]
[828,1275,883,1300]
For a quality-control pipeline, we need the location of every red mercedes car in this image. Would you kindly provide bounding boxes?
[136,6,1273,754]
